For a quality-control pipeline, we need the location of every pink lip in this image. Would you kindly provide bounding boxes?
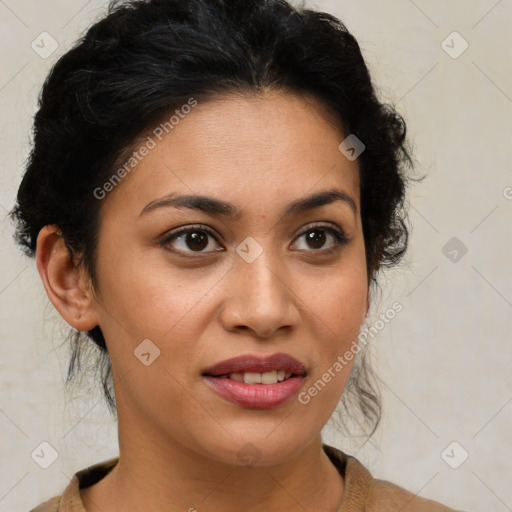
[202,352,307,377]
[201,352,307,409]
[203,375,306,409]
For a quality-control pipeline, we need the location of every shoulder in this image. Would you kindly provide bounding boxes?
[367,474,461,511]
[347,454,465,511]
[322,444,465,512]
[28,495,61,512]
[27,456,118,512]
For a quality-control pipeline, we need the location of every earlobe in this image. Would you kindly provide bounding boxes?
[36,225,99,331]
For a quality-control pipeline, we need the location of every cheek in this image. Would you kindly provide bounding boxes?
[97,244,214,338]
[96,257,211,417]
[299,251,368,391]
[302,258,368,338]
[311,275,367,372]
[298,274,367,420]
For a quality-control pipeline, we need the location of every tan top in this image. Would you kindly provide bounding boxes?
[29,444,465,511]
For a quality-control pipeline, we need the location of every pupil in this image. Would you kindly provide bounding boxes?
[307,230,326,249]
[187,231,208,251]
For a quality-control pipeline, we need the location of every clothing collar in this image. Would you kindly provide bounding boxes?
[54,444,371,511]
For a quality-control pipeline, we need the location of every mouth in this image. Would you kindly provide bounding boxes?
[201,352,308,408]
[205,369,302,384]
[201,352,307,381]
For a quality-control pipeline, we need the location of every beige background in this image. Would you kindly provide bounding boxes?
[1,1,511,511]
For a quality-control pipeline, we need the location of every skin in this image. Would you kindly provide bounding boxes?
[36,90,370,512]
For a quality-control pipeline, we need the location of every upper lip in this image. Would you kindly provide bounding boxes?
[202,352,307,377]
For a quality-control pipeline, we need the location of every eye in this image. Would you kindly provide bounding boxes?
[159,222,348,258]
[292,223,348,252]
[160,224,223,257]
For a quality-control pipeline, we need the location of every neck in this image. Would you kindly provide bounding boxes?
[81,414,344,512]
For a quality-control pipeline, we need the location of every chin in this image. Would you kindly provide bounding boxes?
[197,432,312,468]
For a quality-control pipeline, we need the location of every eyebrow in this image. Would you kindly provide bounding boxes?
[139,188,357,219]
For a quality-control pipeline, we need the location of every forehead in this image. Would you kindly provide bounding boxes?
[101,90,360,218]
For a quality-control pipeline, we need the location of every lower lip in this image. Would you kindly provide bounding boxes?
[203,375,305,409]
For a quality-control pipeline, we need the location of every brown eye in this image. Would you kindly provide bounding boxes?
[293,224,348,252]
[184,231,209,251]
[305,229,327,250]
[160,225,223,257]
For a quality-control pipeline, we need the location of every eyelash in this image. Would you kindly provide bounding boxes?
[159,223,348,258]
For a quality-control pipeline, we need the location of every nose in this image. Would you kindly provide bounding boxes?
[219,249,300,338]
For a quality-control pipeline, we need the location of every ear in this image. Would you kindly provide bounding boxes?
[36,225,99,331]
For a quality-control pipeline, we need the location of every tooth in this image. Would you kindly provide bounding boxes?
[261,371,278,384]
[285,371,292,380]
[229,373,244,382]
[244,372,262,384]
[277,370,286,382]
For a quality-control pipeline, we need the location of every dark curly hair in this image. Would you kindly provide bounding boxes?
[9,0,412,439]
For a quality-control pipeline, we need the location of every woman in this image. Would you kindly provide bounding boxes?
[10,0,465,510]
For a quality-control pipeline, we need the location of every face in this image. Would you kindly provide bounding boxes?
[89,91,368,466]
